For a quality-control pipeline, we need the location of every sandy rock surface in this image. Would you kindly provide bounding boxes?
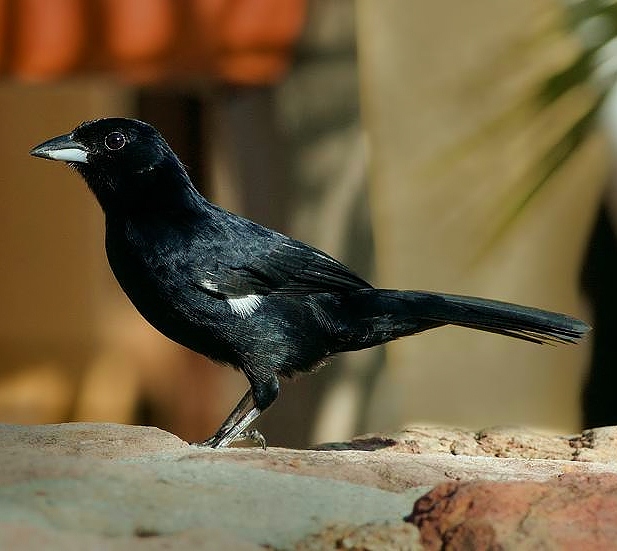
[1,423,617,549]
[410,473,617,550]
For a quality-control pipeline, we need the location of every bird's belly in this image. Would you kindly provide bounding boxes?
[107,246,338,374]
[108,254,235,361]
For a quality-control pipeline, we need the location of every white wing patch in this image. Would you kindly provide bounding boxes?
[227,295,262,318]
[200,279,219,293]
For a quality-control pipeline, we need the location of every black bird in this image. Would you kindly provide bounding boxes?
[30,118,590,448]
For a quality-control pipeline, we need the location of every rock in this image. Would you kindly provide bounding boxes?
[2,423,617,549]
[571,426,617,463]
[330,424,617,462]
[0,423,424,549]
[0,523,262,551]
[292,521,421,551]
[409,473,617,550]
[0,422,187,461]
[336,425,565,457]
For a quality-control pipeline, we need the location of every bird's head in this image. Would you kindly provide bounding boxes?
[30,118,196,214]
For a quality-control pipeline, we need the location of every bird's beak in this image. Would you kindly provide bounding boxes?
[30,133,89,163]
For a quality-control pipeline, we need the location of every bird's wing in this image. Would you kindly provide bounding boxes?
[194,237,370,298]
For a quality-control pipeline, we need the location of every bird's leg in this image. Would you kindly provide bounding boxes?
[194,375,278,449]
[209,406,263,449]
[193,389,265,448]
[216,375,279,449]
[205,388,253,442]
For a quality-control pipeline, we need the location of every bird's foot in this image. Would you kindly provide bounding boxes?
[192,436,220,449]
[192,428,266,449]
[237,429,267,449]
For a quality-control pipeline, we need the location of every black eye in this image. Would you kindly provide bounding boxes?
[104,132,126,151]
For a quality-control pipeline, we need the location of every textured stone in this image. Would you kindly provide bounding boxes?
[3,423,617,549]
[333,424,617,462]
[292,521,421,551]
[0,423,422,549]
[409,473,617,550]
[0,523,261,551]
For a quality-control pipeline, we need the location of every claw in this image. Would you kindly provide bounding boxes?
[192,428,266,449]
[238,429,267,449]
[192,437,219,448]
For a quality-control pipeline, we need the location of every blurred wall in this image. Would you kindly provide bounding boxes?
[0,1,609,445]
[0,82,245,439]
[357,0,606,432]
[0,81,132,422]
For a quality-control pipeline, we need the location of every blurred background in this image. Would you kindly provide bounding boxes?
[0,0,614,447]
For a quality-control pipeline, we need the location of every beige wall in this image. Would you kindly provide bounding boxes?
[0,82,249,441]
[357,0,606,432]
[0,81,134,423]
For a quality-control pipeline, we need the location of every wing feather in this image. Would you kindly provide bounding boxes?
[193,234,370,298]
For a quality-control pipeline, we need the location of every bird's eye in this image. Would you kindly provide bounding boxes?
[104,132,126,151]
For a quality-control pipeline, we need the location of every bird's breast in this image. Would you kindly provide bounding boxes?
[106,225,219,324]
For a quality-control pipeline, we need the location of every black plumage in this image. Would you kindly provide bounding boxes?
[30,118,590,448]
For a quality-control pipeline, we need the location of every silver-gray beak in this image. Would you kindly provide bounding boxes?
[30,133,88,163]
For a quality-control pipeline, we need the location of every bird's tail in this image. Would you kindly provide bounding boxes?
[339,289,589,350]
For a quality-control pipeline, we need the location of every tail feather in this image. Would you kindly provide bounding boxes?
[397,291,589,344]
[352,290,590,346]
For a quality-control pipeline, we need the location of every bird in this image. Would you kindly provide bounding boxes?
[30,117,590,448]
